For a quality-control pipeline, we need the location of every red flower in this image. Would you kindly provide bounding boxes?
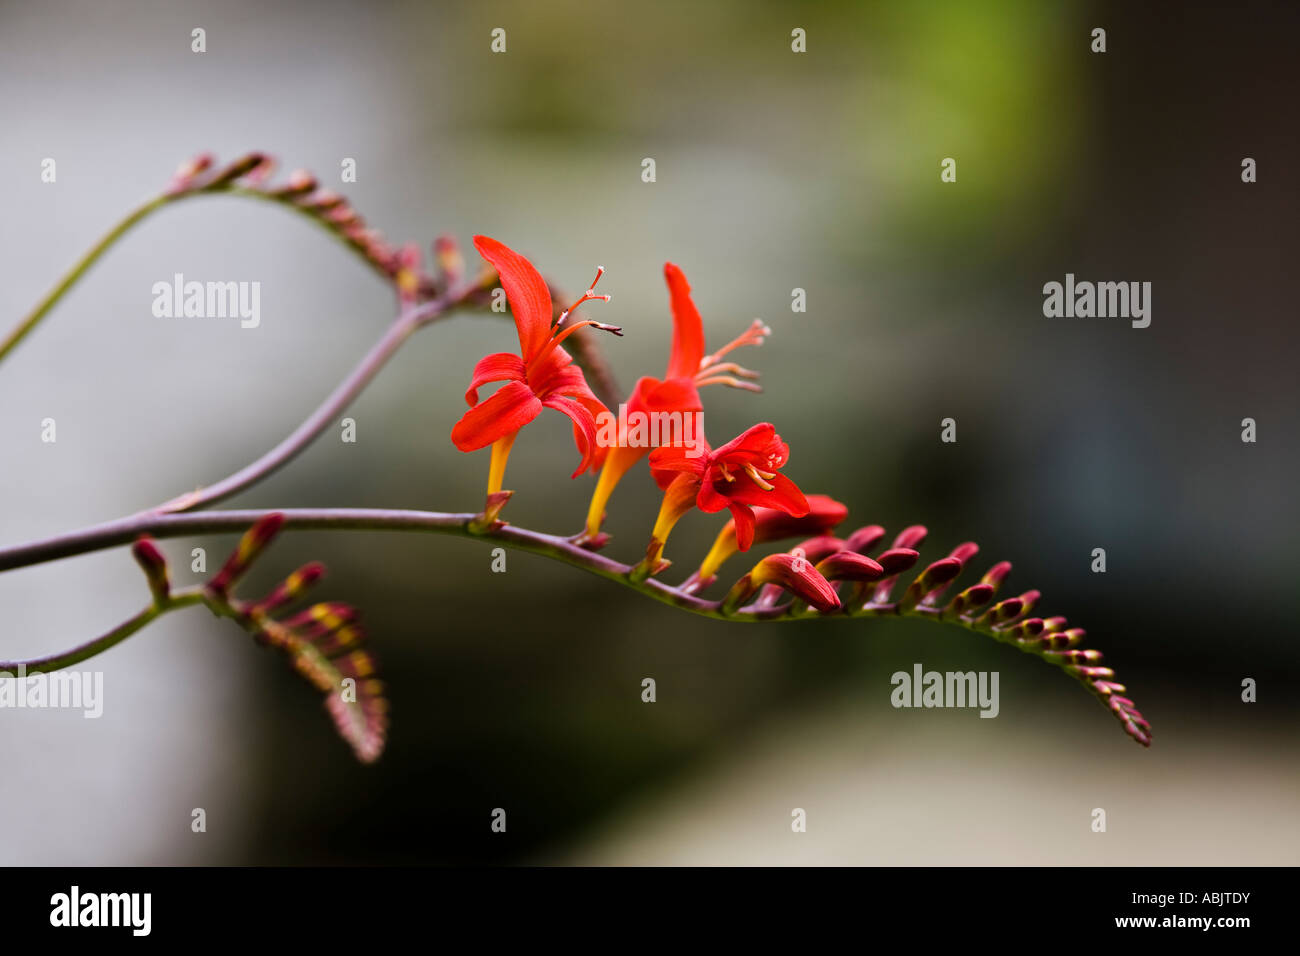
[634,423,808,576]
[451,236,618,495]
[579,263,768,545]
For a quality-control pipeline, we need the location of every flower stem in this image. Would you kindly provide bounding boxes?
[0,504,1140,745]
[143,287,472,517]
[1,184,406,367]
[0,590,203,673]
[0,194,171,363]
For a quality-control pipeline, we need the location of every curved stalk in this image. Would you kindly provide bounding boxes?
[0,184,402,365]
[144,288,472,516]
[0,195,169,362]
[0,506,1147,744]
[0,590,203,673]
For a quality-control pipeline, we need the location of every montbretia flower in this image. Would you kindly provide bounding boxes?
[451,236,620,503]
[635,423,808,576]
[578,263,769,547]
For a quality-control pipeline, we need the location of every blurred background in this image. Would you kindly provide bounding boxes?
[1,0,1296,864]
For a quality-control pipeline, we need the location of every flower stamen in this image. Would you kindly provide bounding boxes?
[556,266,612,325]
[699,319,771,370]
[742,463,775,490]
[695,374,763,392]
[530,318,623,374]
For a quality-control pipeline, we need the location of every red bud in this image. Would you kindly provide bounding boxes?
[722,553,841,615]
[815,551,884,582]
[208,513,285,595]
[843,524,885,554]
[131,537,170,605]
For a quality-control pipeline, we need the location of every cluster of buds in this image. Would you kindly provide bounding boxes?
[165,152,465,306]
[704,514,1151,747]
[132,514,388,763]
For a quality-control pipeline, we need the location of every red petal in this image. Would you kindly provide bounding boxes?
[663,263,706,380]
[728,502,757,551]
[649,443,708,490]
[540,362,611,472]
[543,395,602,477]
[537,359,597,404]
[527,342,576,390]
[473,236,553,363]
[635,376,702,416]
[696,475,732,513]
[451,380,542,451]
[717,472,809,516]
[711,422,777,462]
[464,352,526,406]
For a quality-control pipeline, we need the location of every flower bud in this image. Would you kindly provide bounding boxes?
[208,513,285,595]
[167,152,214,192]
[947,582,994,616]
[131,537,170,605]
[249,562,326,615]
[814,550,884,582]
[898,557,963,611]
[843,524,885,554]
[891,525,927,551]
[721,553,841,615]
[434,234,465,285]
[696,494,848,580]
[209,152,273,186]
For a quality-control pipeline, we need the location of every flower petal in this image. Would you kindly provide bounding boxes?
[664,263,707,380]
[635,376,703,416]
[535,358,595,402]
[710,422,776,462]
[464,352,527,406]
[728,502,757,551]
[649,442,709,490]
[450,380,542,451]
[473,236,554,363]
[720,472,809,516]
[543,395,602,477]
[527,342,577,391]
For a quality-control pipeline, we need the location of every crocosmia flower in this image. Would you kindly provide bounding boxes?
[451,236,619,497]
[635,422,809,575]
[579,263,769,546]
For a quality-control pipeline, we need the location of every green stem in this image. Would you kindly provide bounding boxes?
[0,590,203,673]
[0,183,398,366]
[0,194,170,362]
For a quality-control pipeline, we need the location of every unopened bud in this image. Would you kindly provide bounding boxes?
[131,537,171,605]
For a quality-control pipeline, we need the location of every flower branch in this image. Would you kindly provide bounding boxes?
[0,504,1150,749]
[1,155,1152,764]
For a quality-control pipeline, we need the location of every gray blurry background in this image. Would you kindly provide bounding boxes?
[0,0,1296,864]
